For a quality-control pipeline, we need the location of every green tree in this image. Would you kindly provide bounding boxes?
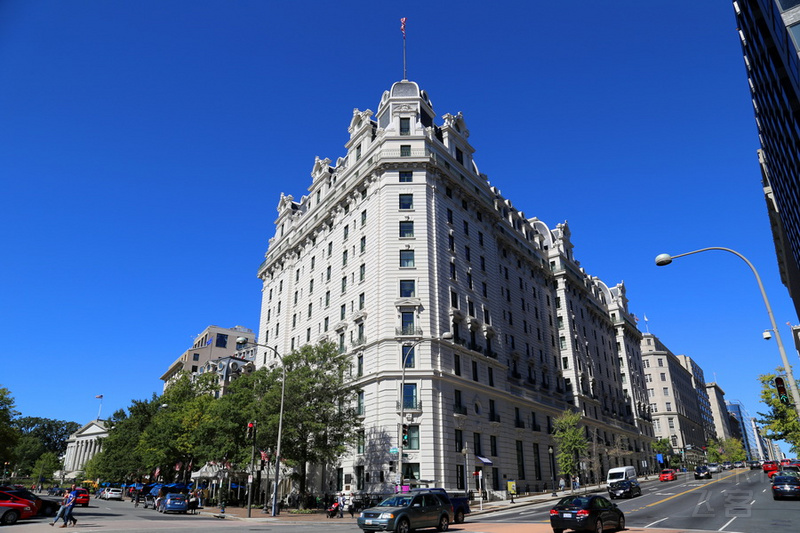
[244,341,361,495]
[553,409,587,489]
[0,386,20,464]
[32,452,62,486]
[757,370,800,454]
[705,438,746,464]
[12,417,80,476]
[652,438,676,468]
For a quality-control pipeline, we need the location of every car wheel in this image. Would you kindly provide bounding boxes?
[1,509,19,526]
[454,509,464,524]
[595,519,604,533]
[617,515,625,531]
[396,517,411,533]
[437,514,450,531]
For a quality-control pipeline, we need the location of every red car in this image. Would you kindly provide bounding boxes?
[0,492,37,525]
[659,469,677,482]
[763,461,779,476]
[74,488,90,507]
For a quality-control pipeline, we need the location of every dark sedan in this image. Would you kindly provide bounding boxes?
[550,495,624,533]
[607,479,641,499]
[772,474,800,500]
[694,466,712,480]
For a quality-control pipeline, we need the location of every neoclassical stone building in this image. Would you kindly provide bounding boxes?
[62,420,108,480]
[255,79,653,496]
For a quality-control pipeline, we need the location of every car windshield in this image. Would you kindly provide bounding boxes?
[378,496,412,507]
[607,472,624,480]
[661,470,672,474]
[557,496,591,508]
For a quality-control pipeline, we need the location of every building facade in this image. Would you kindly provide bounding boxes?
[732,0,800,319]
[676,355,716,444]
[705,382,733,441]
[641,334,706,466]
[255,80,652,496]
[62,420,108,480]
[160,325,255,391]
[726,400,762,460]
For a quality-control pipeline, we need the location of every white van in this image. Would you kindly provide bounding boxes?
[606,466,637,485]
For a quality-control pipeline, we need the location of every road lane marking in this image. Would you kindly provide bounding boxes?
[645,517,669,528]
[644,472,740,508]
[719,516,737,531]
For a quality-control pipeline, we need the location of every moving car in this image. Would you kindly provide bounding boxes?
[74,488,90,506]
[706,463,721,473]
[748,461,761,470]
[659,469,677,482]
[408,488,470,524]
[103,488,123,501]
[694,466,712,480]
[0,492,36,525]
[769,465,800,479]
[772,474,800,500]
[733,461,745,469]
[550,495,624,533]
[607,479,641,499]
[722,461,733,470]
[158,493,188,514]
[763,461,779,475]
[357,490,453,533]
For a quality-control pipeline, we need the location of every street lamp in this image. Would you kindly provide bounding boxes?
[548,445,557,496]
[461,445,470,497]
[236,337,286,517]
[655,247,800,420]
[397,332,453,492]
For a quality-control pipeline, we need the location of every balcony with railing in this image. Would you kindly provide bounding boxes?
[397,399,421,411]
[396,326,423,337]
[489,413,501,423]
[453,403,468,416]
[514,418,526,429]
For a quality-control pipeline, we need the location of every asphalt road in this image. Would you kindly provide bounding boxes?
[480,468,800,532]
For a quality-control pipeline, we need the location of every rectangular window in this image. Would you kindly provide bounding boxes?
[342,250,348,266]
[343,224,349,240]
[399,221,414,238]
[516,440,525,480]
[490,435,498,456]
[454,353,461,376]
[463,220,469,235]
[400,250,415,267]
[360,236,366,253]
[407,425,420,449]
[472,361,479,382]
[400,117,411,136]
[359,292,365,309]
[473,433,482,456]
[341,276,347,293]
[400,144,411,156]
[399,194,414,209]
[447,209,453,223]
[399,171,413,182]
[403,383,417,409]
[402,344,416,368]
[340,304,346,320]
[456,147,464,164]
[215,334,228,348]
[401,311,415,335]
[533,443,542,480]
[361,210,367,226]
[400,280,416,297]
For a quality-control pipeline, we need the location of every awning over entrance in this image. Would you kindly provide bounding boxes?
[475,455,493,465]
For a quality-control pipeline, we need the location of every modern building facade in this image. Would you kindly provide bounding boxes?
[160,325,255,391]
[255,79,653,497]
[705,382,733,441]
[726,400,762,460]
[641,334,706,467]
[676,355,716,443]
[732,0,800,320]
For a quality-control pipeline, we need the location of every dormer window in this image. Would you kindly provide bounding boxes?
[456,147,464,165]
[356,144,362,160]
[400,117,411,136]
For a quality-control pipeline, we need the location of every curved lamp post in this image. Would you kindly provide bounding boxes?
[236,337,285,517]
[397,332,452,492]
[655,248,800,420]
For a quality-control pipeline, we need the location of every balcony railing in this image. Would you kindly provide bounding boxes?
[514,419,526,429]
[396,326,423,336]
[453,403,468,415]
[397,399,420,411]
[532,423,542,432]
[489,413,501,423]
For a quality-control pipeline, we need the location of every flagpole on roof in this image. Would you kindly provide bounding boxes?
[95,394,103,420]
[401,17,407,80]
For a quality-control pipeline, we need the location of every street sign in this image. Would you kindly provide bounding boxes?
[390,447,399,454]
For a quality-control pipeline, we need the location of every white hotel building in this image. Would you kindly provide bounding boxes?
[255,80,652,495]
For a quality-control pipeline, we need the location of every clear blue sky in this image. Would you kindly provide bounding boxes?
[2,1,795,454]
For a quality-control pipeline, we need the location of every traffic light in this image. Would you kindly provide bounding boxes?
[402,424,409,446]
[246,421,256,441]
[775,377,791,405]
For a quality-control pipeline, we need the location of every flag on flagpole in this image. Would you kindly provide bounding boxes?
[644,315,649,322]
[206,336,214,346]
[95,395,103,399]
[400,18,406,39]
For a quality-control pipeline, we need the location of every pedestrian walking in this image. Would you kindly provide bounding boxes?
[559,477,565,492]
[337,492,345,518]
[51,484,77,528]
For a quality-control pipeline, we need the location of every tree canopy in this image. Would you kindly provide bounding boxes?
[757,370,800,455]
[0,386,20,461]
[553,409,587,486]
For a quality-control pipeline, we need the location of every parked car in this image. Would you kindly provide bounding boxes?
[158,493,188,514]
[357,490,453,533]
[772,474,800,500]
[549,495,624,533]
[694,466,712,480]
[0,492,36,525]
[659,469,677,482]
[142,493,157,509]
[103,488,123,501]
[0,486,58,516]
[607,479,641,499]
[409,488,470,524]
[706,463,721,473]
